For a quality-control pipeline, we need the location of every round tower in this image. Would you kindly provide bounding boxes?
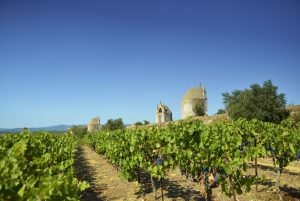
[181,85,207,119]
[87,116,100,133]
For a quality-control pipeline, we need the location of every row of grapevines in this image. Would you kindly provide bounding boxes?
[0,130,89,201]
[83,118,300,200]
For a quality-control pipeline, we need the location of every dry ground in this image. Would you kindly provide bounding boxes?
[74,145,300,201]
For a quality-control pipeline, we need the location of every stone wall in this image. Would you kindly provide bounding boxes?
[287,105,300,116]
[128,113,229,129]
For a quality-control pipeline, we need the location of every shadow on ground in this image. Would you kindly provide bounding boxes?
[163,178,206,201]
[135,169,205,201]
[74,146,106,201]
[258,179,300,200]
[254,163,299,176]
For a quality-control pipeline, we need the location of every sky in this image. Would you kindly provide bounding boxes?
[0,0,299,128]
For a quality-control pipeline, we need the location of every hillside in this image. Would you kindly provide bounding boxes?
[0,125,73,133]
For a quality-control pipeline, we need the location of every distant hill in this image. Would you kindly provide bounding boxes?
[0,125,75,133]
[0,124,133,134]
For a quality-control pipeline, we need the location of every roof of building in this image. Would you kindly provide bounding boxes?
[182,86,206,100]
[157,103,172,113]
[89,117,100,125]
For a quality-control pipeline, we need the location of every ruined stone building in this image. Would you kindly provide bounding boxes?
[87,116,100,133]
[156,102,173,124]
[181,84,207,119]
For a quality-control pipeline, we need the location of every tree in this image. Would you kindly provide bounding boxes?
[68,125,87,139]
[222,80,289,123]
[216,109,226,115]
[193,102,205,116]
[134,121,143,126]
[134,120,150,126]
[143,120,150,125]
[103,118,125,130]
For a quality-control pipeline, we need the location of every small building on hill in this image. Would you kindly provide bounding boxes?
[181,84,207,119]
[87,116,100,133]
[156,102,173,124]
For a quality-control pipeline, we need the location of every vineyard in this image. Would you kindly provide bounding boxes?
[0,118,300,201]
[82,118,300,201]
[0,130,88,201]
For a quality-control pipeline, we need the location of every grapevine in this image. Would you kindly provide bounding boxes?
[0,131,89,201]
[83,118,300,201]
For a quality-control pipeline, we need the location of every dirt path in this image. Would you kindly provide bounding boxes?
[74,145,203,200]
[74,145,140,200]
[74,144,300,201]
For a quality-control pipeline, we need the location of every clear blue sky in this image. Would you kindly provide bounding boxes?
[0,0,299,128]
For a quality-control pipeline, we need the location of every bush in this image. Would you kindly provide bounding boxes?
[134,121,143,126]
[216,109,226,115]
[102,118,125,130]
[193,103,205,116]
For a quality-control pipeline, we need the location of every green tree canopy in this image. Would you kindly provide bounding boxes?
[68,125,87,139]
[193,102,205,116]
[134,121,143,126]
[216,108,226,115]
[103,118,125,130]
[143,120,150,125]
[222,80,289,123]
[134,120,150,126]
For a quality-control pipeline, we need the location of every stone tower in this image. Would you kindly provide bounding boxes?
[87,116,100,133]
[181,84,207,119]
[156,102,173,124]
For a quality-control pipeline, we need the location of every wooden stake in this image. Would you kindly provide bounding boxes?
[161,178,164,201]
[228,175,237,201]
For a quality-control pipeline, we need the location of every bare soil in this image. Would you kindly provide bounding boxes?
[74,145,300,201]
